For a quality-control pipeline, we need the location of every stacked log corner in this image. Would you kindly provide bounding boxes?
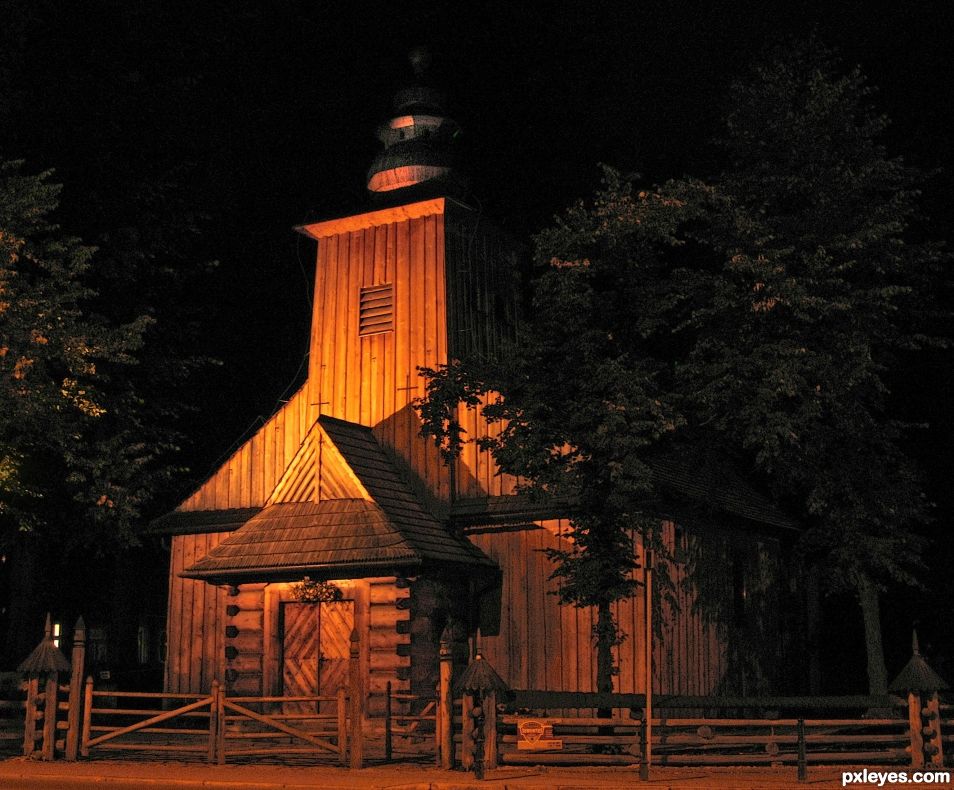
[921,691,945,768]
[21,676,39,757]
[905,689,946,769]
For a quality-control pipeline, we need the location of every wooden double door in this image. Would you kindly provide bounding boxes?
[281,600,353,704]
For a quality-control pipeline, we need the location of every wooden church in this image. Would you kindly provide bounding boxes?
[153,58,803,721]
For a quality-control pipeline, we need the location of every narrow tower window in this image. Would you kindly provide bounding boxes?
[359,284,394,336]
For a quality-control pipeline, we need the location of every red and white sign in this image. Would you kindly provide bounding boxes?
[516,718,563,751]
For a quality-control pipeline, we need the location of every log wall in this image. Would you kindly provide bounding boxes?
[224,584,265,695]
[165,570,413,708]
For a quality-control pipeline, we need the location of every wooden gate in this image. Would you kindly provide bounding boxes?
[216,691,347,763]
[281,601,353,712]
[80,682,216,759]
[79,681,350,764]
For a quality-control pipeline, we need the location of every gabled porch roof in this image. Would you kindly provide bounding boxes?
[178,415,495,583]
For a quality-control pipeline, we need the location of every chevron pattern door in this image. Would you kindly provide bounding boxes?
[282,600,354,712]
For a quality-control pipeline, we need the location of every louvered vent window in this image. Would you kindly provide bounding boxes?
[359,284,394,336]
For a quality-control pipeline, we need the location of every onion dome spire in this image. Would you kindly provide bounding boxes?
[366,48,467,201]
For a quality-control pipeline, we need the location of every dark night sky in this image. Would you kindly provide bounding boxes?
[3,1,954,677]
[6,2,952,445]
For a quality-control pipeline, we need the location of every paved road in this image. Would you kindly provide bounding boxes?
[0,757,863,789]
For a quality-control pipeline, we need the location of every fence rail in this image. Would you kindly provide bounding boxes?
[79,681,352,764]
[0,696,25,754]
[383,683,437,762]
[11,615,950,773]
[465,691,945,774]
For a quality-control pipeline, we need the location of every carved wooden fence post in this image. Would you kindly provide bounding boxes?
[922,691,944,768]
[349,628,363,769]
[459,692,475,771]
[438,625,453,769]
[22,676,39,757]
[454,652,509,780]
[907,690,925,769]
[18,614,71,760]
[483,689,498,770]
[65,617,86,761]
[888,630,948,770]
[41,671,58,760]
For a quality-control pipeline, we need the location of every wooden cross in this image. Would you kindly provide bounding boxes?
[310,365,330,411]
[396,373,419,402]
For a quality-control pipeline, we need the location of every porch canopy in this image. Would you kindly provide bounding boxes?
[175,414,496,584]
[180,498,494,583]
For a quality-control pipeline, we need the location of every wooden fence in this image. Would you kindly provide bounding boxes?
[449,690,948,776]
[383,681,437,762]
[17,621,443,767]
[80,684,215,760]
[0,686,25,756]
[10,616,949,773]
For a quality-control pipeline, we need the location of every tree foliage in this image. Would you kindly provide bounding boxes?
[0,161,151,538]
[418,42,946,694]
[418,171,695,693]
[669,42,945,692]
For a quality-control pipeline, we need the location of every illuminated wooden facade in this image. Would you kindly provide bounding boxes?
[158,194,795,705]
[156,68,799,714]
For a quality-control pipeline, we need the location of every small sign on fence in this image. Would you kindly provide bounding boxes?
[516,719,562,751]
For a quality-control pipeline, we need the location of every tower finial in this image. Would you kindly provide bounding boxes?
[366,51,467,200]
[912,628,921,656]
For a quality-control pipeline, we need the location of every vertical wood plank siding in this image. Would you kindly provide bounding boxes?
[469,520,778,696]
[444,204,522,499]
[165,532,229,693]
[178,384,316,512]
[175,200,523,520]
[306,209,447,499]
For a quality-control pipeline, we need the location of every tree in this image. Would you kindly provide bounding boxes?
[0,5,219,668]
[418,170,690,696]
[0,161,151,664]
[670,42,945,694]
[419,43,946,698]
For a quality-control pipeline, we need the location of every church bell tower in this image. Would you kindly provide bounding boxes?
[296,51,521,503]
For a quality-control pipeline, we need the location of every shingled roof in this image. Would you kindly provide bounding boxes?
[449,456,797,533]
[649,453,799,531]
[180,416,494,582]
[149,508,262,536]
